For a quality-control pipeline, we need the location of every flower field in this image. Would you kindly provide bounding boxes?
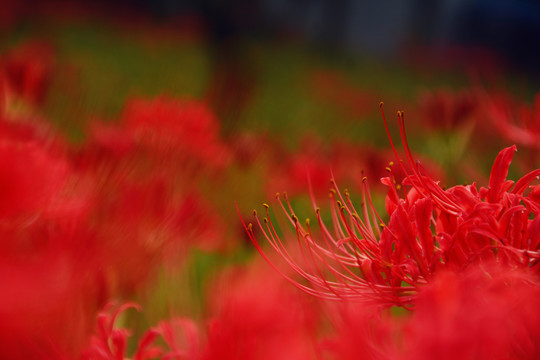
[1,4,539,359]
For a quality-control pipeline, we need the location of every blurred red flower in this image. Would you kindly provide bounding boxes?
[121,96,231,170]
[81,303,164,360]
[483,90,540,163]
[326,264,540,360]
[73,96,228,294]
[203,262,320,360]
[0,125,102,359]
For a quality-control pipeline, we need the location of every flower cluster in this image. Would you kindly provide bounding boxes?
[243,104,540,357]
[0,43,230,357]
[2,14,540,359]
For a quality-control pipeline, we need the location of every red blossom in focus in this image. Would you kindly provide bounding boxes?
[244,105,540,307]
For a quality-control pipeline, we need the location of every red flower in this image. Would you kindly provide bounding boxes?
[0,137,68,219]
[121,96,231,170]
[81,303,163,360]
[243,104,540,306]
[83,174,224,294]
[402,266,540,360]
[0,129,102,359]
[74,96,228,294]
[0,237,100,360]
[202,261,319,360]
[326,264,540,360]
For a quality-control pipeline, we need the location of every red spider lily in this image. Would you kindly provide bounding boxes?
[73,96,227,293]
[83,262,320,360]
[80,172,224,294]
[322,304,401,360]
[242,103,540,307]
[402,266,540,360]
[203,261,320,360]
[0,237,101,360]
[0,136,68,219]
[81,303,164,360]
[86,176,183,294]
[82,303,205,359]
[78,96,232,188]
[326,264,540,360]
[121,96,231,170]
[155,318,204,360]
[0,129,103,359]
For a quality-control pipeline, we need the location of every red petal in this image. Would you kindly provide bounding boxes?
[487,145,517,203]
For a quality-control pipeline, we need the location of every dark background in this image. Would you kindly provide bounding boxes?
[95,0,540,77]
